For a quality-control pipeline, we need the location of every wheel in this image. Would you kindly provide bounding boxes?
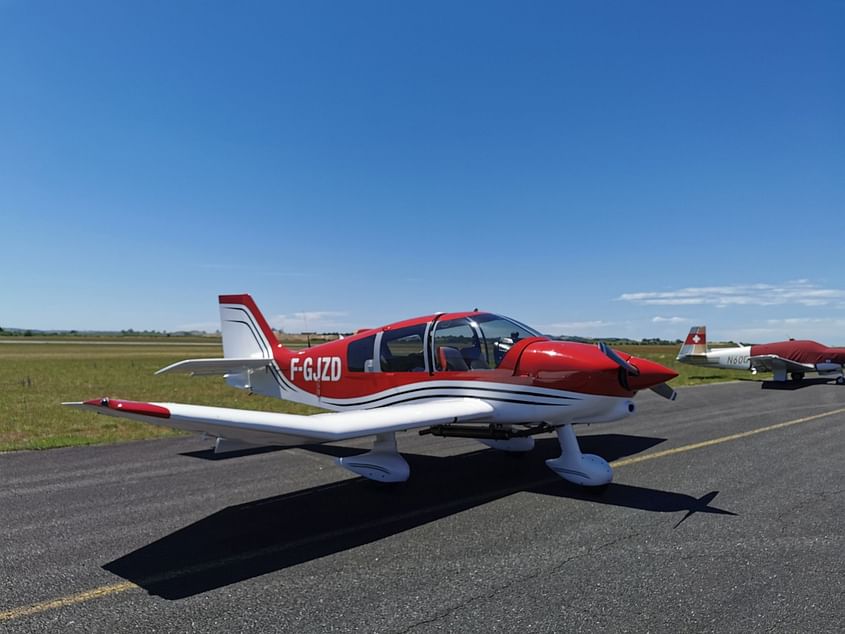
[836,376,845,385]
[791,372,805,382]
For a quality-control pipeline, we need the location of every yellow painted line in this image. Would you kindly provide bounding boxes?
[0,581,136,622]
[3,405,844,622]
[611,406,845,468]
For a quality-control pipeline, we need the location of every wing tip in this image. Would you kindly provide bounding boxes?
[63,397,172,419]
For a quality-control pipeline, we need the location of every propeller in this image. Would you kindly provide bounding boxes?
[649,381,677,401]
[598,342,639,377]
[597,341,677,400]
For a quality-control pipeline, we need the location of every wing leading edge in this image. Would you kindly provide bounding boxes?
[64,397,495,446]
[749,354,814,375]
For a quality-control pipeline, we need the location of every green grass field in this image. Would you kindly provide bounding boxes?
[0,338,754,451]
[0,338,321,451]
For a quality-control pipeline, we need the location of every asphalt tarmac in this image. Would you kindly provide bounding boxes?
[2,379,844,633]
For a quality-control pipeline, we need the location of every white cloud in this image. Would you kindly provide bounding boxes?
[765,317,845,327]
[174,312,356,334]
[619,280,845,307]
[537,320,618,335]
[270,311,350,333]
[651,316,689,324]
[174,321,220,332]
[722,317,845,345]
[542,320,612,329]
[197,263,308,277]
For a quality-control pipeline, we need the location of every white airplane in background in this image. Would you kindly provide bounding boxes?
[677,326,845,384]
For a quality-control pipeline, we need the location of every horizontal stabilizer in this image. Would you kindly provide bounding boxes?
[155,358,273,376]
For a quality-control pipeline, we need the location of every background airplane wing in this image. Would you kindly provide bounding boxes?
[64,397,495,446]
[748,354,813,374]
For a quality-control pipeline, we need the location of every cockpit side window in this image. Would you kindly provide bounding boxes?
[347,334,376,372]
[379,325,427,372]
[433,318,489,371]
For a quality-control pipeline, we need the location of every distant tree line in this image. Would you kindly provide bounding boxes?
[0,327,217,337]
[554,335,683,345]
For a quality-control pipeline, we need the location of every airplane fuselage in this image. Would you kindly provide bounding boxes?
[217,301,677,432]
[677,329,845,382]
[750,341,845,368]
[237,338,664,427]
[680,345,752,371]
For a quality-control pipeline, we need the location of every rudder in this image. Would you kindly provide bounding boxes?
[218,294,280,359]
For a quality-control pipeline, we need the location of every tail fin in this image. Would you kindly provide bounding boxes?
[219,294,282,359]
[677,326,707,359]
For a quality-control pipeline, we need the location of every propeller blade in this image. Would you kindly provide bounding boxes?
[598,342,640,376]
[650,382,677,401]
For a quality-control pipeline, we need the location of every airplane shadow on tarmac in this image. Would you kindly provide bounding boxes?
[104,434,735,600]
[761,377,840,391]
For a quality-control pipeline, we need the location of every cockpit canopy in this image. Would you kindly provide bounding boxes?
[346,313,544,374]
[432,313,542,371]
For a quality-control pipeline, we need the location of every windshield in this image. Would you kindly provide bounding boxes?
[471,313,543,367]
[432,313,543,370]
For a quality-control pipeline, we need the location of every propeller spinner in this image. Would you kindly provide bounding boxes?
[598,341,678,401]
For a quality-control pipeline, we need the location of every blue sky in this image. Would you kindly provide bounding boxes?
[1,1,843,342]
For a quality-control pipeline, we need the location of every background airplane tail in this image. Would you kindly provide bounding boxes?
[218,294,285,360]
[677,326,708,359]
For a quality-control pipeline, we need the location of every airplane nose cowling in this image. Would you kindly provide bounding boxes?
[626,357,678,391]
[514,341,678,398]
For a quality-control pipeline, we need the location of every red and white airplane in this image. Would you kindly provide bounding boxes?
[67,295,678,487]
[677,326,845,384]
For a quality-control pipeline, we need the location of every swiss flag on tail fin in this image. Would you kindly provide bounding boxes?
[685,327,706,346]
[678,326,708,359]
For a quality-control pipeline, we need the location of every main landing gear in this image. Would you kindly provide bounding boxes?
[545,424,613,488]
[336,424,614,487]
[336,432,410,483]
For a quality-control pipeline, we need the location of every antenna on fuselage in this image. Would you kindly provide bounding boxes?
[303,309,311,348]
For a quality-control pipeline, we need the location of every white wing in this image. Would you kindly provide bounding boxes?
[64,397,494,446]
[748,354,814,374]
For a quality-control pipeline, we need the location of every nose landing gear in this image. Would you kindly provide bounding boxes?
[545,423,612,488]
